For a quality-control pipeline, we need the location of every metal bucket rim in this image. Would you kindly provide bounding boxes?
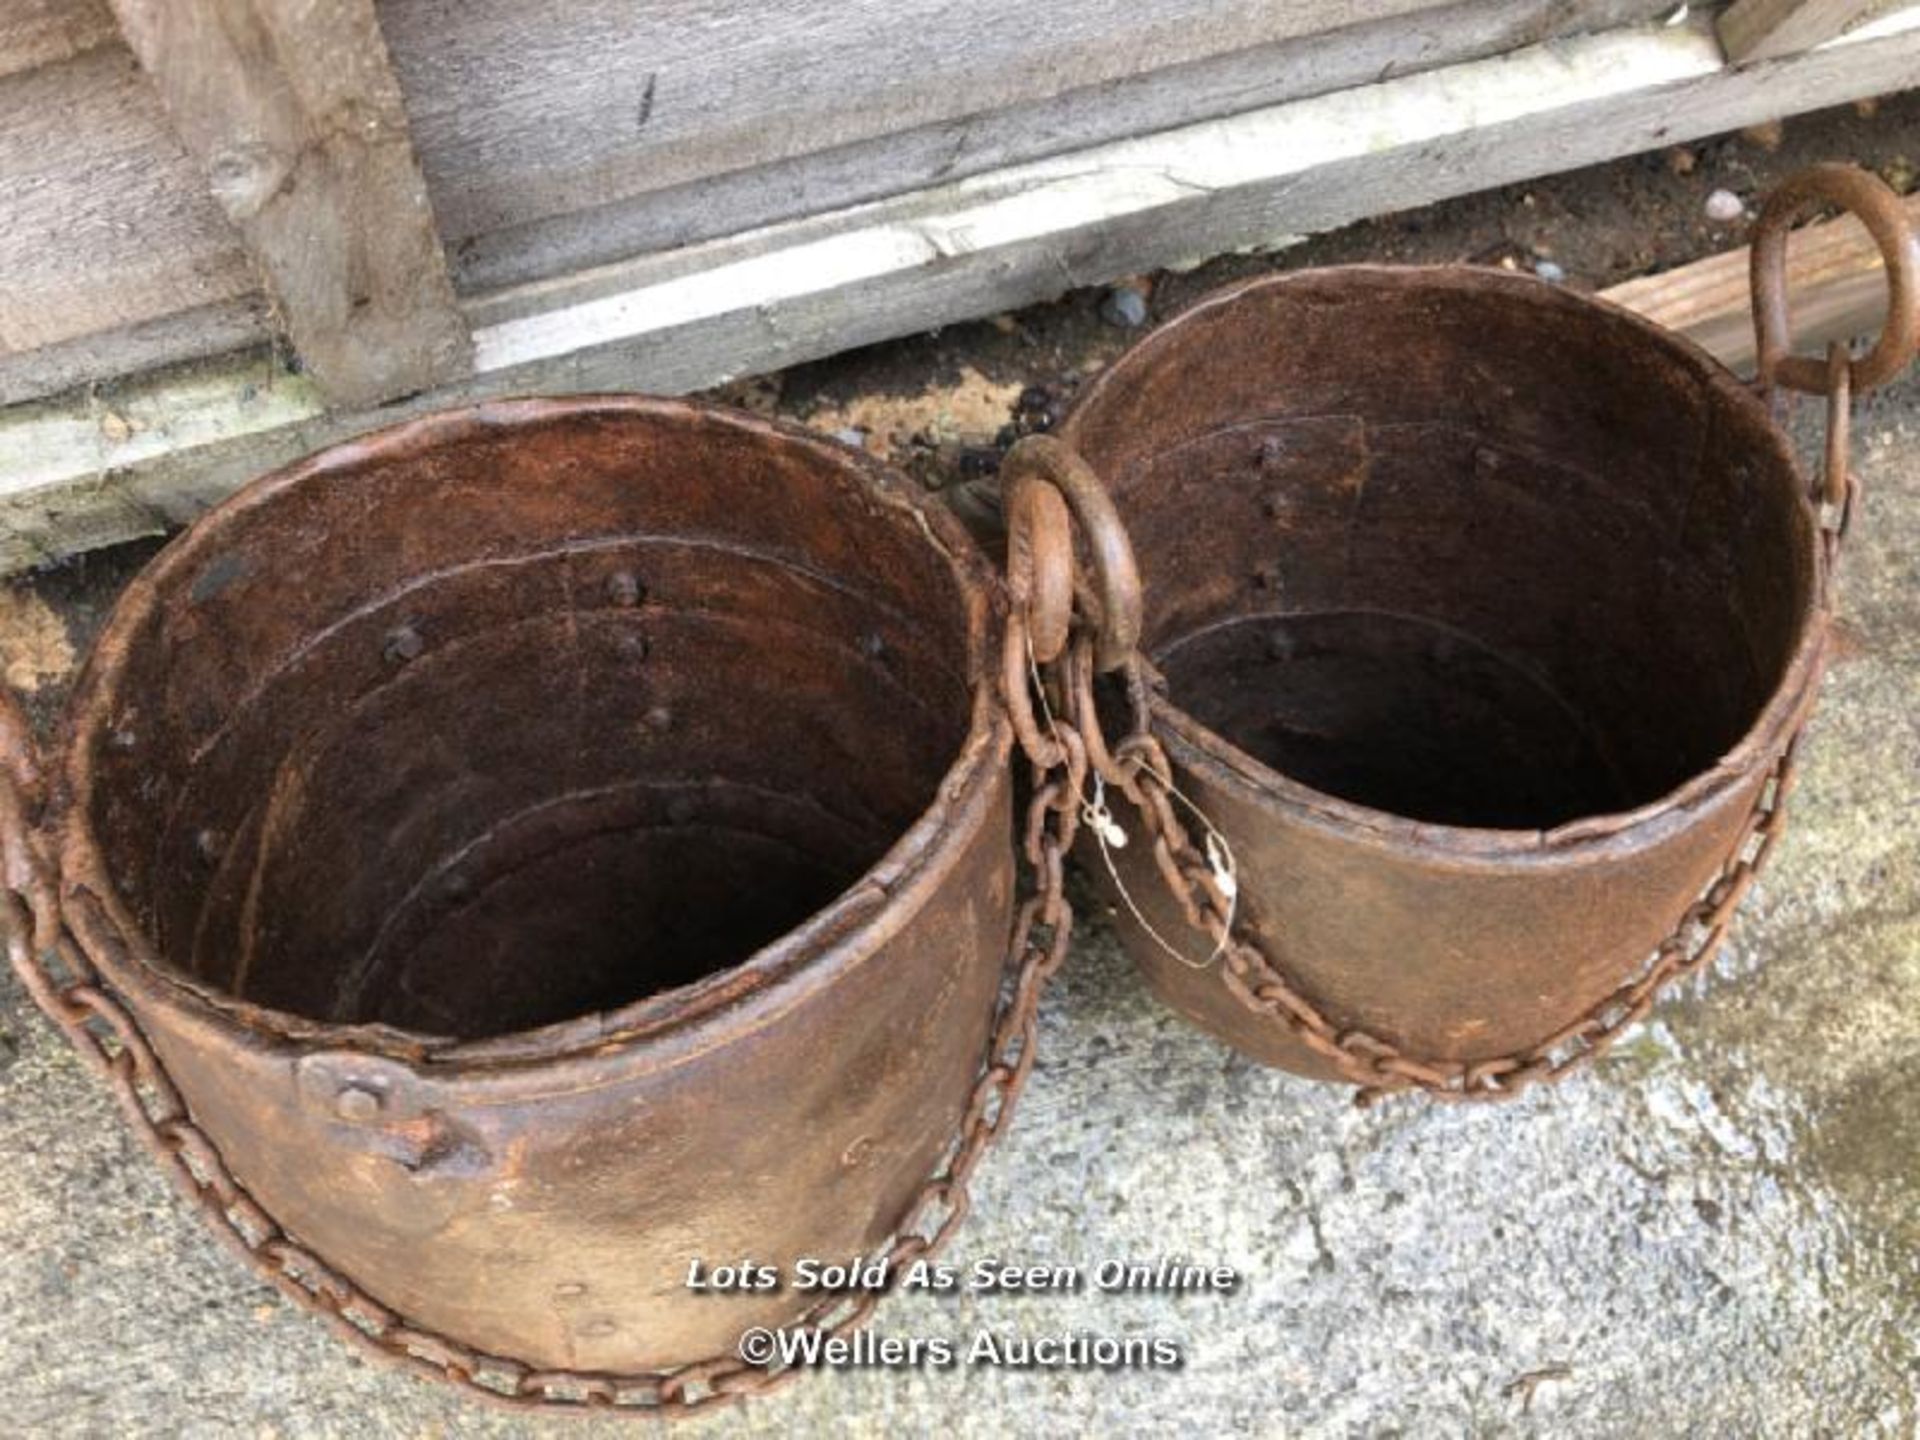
[53,394,1013,1071]
[1061,264,1826,864]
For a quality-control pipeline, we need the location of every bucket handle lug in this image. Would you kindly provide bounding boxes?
[1750,162,1919,398]
[1001,434,1144,674]
[1751,164,1916,566]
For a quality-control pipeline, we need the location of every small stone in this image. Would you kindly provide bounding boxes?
[99,411,133,444]
[1667,146,1698,176]
[1015,385,1053,417]
[1882,156,1915,194]
[1534,259,1567,284]
[831,427,867,449]
[956,445,1000,479]
[1704,189,1746,224]
[1100,285,1149,329]
[1741,119,1784,152]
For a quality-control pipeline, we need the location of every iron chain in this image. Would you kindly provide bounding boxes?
[1083,698,1798,1105]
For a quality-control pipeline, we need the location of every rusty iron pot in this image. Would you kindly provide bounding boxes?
[1018,165,1917,1101]
[0,397,1044,1412]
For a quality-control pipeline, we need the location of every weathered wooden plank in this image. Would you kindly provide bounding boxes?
[461,11,1920,363]
[1605,191,1920,370]
[4,11,1918,571]
[0,0,116,79]
[382,0,1463,246]
[450,0,1677,293]
[0,44,258,359]
[0,299,269,409]
[109,0,471,407]
[1717,0,1909,60]
[0,0,1671,398]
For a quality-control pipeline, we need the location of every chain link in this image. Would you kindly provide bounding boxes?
[0,678,1079,1414]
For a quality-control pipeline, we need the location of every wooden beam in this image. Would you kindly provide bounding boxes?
[385,0,1675,289]
[0,0,1673,404]
[1604,191,1920,372]
[0,44,258,364]
[3,10,1918,571]
[107,0,470,406]
[1717,0,1909,61]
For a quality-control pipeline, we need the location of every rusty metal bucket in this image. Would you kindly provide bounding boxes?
[1010,163,1919,1103]
[0,396,1078,1414]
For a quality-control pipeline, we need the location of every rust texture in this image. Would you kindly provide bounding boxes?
[1,397,1021,1387]
[1056,264,1832,1081]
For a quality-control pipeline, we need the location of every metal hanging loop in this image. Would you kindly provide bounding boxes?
[1751,161,1920,396]
[1000,434,1145,673]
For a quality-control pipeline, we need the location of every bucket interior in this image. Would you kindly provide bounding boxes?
[77,405,979,1039]
[1067,271,1817,830]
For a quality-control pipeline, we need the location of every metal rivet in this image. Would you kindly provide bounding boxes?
[605,571,643,607]
[860,632,885,659]
[383,625,424,664]
[110,729,138,751]
[617,631,650,661]
[335,1085,383,1122]
[1252,563,1282,591]
[841,1135,876,1168]
[643,706,673,733]
[194,828,224,862]
[1258,436,1287,468]
[1266,631,1294,662]
[1264,492,1290,519]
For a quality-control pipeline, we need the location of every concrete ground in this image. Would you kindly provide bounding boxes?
[4,110,1920,1437]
